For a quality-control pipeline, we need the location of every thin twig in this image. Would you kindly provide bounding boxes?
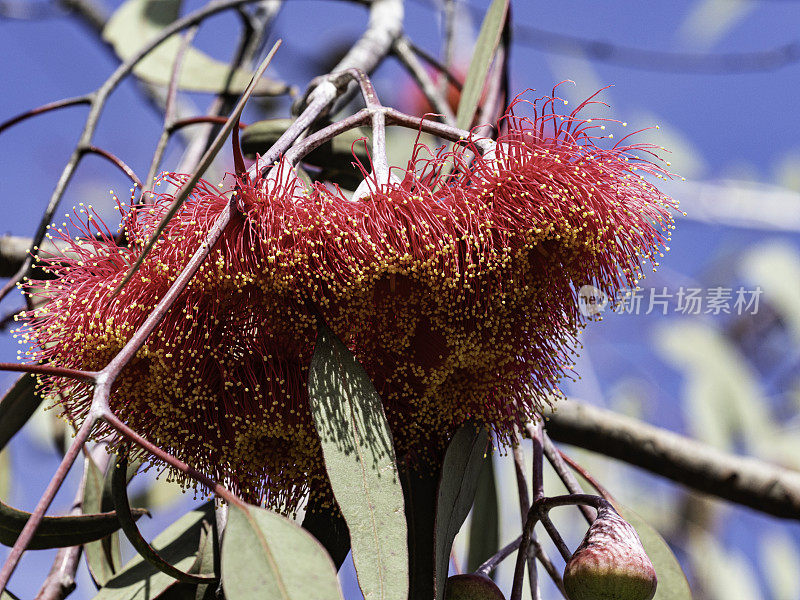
[0,416,97,589]
[144,26,200,195]
[82,146,143,189]
[512,435,540,600]
[0,363,97,381]
[438,0,456,97]
[0,96,92,136]
[557,447,616,503]
[541,429,595,523]
[393,36,456,124]
[35,443,112,600]
[0,0,267,304]
[112,42,281,297]
[403,38,463,91]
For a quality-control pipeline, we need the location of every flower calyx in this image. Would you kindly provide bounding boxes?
[563,505,657,600]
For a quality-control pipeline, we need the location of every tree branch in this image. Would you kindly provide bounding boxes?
[544,400,800,521]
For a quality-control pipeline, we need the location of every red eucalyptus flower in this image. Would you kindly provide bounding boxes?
[19,92,677,510]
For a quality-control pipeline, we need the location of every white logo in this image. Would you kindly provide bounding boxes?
[578,285,608,317]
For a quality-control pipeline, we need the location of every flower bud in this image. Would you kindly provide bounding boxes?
[563,506,657,600]
[445,574,506,600]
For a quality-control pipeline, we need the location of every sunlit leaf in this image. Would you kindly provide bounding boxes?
[0,450,9,501]
[221,503,343,600]
[307,324,408,600]
[84,454,119,586]
[434,423,490,599]
[92,502,214,600]
[616,504,692,600]
[192,522,218,600]
[455,0,509,130]
[466,456,498,574]
[0,497,146,550]
[102,0,287,95]
[0,373,43,450]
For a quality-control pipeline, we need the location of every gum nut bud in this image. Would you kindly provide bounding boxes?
[445,574,506,600]
[563,506,657,600]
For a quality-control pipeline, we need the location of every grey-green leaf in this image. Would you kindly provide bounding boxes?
[466,456,498,573]
[455,0,510,130]
[102,0,287,96]
[92,502,214,600]
[0,373,44,450]
[434,423,490,599]
[617,504,693,600]
[221,503,343,600]
[84,454,119,586]
[307,324,409,600]
[0,450,10,501]
[0,498,146,550]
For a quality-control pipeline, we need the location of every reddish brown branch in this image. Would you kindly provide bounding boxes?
[0,362,97,382]
[557,447,615,504]
[169,115,249,133]
[0,96,92,136]
[82,146,143,189]
[102,411,243,508]
[0,417,96,589]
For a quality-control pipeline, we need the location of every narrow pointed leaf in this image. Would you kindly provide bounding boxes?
[0,373,44,450]
[192,522,218,600]
[84,454,118,586]
[434,423,490,600]
[0,450,10,501]
[466,456,498,573]
[92,502,214,600]
[455,0,510,130]
[0,498,146,549]
[616,504,693,600]
[308,324,408,600]
[103,0,287,95]
[221,503,344,600]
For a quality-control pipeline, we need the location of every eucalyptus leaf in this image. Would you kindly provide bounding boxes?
[0,450,10,501]
[84,454,119,586]
[221,503,343,600]
[616,504,693,600]
[92,502,214,600]
[0,498,146,550]
[455,0,510,130]
[0,373,44,450]
[192,522,218,600]
[102,0,287,95]
[434,423,490,600]
[307,324,408,600]
[466,456,498,574]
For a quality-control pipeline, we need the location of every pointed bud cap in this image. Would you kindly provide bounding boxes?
[563,505,657,600]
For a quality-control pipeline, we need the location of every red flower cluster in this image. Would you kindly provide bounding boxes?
[18,93,677,510]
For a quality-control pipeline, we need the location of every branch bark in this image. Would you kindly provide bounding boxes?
[544,400,800,521]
